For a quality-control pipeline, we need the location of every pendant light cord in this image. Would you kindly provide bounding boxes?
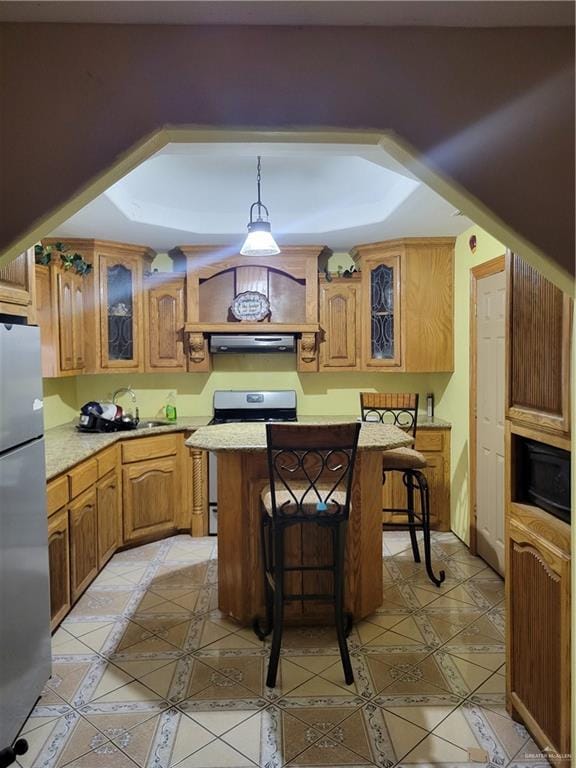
[256,156,262,219]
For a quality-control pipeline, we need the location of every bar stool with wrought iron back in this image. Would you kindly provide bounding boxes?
[360,393,445,587]
[253,422,361,688]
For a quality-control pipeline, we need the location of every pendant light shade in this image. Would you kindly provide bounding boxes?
[240,156,280,257]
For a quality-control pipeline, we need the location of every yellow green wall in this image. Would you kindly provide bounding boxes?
[42,377,78,429]
[435,226,506,542]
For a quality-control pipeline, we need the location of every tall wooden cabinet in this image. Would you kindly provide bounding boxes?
[504,251,572,765]
[69,486,99,602]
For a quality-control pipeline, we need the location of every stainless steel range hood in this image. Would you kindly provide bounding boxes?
[209,334,295,354]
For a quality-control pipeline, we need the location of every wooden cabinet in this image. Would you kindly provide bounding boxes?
[69,486,98,601]
[123,456,179,544]
[381,428,451,531]
[47,507,71,630]
[34,262,85,377]
[352,238,454,372]
[97,469,121,569]
[507,251,572,438]
[41,239,154,373]
[145,273,186,371]
[122,433,180,544]
[57,269,85,372]
[318,277,361,370]
[0,247,36,321]
[506,504,570,763]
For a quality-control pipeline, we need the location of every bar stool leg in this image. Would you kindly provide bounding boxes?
[415,471,445,587]
[404,471,421,563]
[333,523,354,685]
[253,515,273,640]
[266,526,285,688]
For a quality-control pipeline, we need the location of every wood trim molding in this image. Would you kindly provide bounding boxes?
[469,254,506,555]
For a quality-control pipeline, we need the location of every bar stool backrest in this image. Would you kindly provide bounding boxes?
[360,392,419,438]
[265,423,361,522]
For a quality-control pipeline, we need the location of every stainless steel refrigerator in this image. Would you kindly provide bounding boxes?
[0,323,51,748]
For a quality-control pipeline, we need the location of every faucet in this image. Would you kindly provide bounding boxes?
[112,387,139,421]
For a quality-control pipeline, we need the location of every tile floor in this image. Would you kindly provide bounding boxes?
[16,532,550,768]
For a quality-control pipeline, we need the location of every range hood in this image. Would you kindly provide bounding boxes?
[209,334,296,354]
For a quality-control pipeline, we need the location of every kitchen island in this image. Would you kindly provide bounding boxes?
[186,421,412,625]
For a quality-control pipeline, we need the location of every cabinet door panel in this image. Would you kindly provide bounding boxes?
[48,508,71,630]
[69,487,98,601]
[97,470,121,569]
[123,456,178,543]
[362,254,401,368]
[73,277,85,370]
[57,271,75,371]
[507,252,571,436]
[319,281,360,370]
[0,248,34,306]
[99,254,143,371]
[146,277,186,370]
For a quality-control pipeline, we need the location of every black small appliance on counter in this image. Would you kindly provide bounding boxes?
[77,401,139,433]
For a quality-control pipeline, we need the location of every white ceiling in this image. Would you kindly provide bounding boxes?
[1,1,573,26]
[51,142,472,253]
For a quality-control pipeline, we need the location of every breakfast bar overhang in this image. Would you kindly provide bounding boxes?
[186,421,412,625]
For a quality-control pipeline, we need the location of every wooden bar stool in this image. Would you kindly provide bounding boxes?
[360,393,445,587]
[253,422,361,688]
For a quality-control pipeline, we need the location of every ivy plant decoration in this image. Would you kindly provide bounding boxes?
[34,242,93,276]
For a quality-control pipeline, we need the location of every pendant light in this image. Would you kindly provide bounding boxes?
[240,156,281,257]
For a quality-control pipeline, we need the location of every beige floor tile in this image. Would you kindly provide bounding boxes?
[51,635,96,657]
[221,705,324,766]
[285,733,371,765]
[19,687,73,736]
[398,732,470,765]
[350,620,388,646]
[110,634,184,659]
[61,619,115,639]
[18,712,112,768]
[289,654,341,675]
[375,693,462,731]
[183,705,265,738]
[362,610,411,631]
[444,649,505,672]
[284,675,355,699]
[71,589,135,618]
[434,651,495,696]
[90,679,168,705]
[46,657,102,706]
[108,706,215,767]
[110,656,176,680]
[201,632,261,651]
[434,702,531,764]
[364,628,425,648]
[174,738,256,767]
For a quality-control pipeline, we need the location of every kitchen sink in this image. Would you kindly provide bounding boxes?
[137,419,173,429]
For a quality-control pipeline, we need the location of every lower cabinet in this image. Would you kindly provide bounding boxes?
[69,486,99,602]
[45,432,204,631]
[381,427,450,531]
[123,456,179,544]
[97,469,121,568]
[507,504,571,761]
[47,507,71,630]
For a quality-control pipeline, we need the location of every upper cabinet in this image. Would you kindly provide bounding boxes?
[507,251,572,439]
[318,277,361,371]
[144,272,187,372]
[92,244,154,373]
[351,238,455,372]
[0,248,36,322]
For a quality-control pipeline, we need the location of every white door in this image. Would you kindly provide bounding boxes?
[475,269,506,575]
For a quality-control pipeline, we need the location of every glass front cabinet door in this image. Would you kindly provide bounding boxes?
[98,251,147,371]
[361,252,402,368]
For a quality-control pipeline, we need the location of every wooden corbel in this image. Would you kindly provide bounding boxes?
[297,331,319,372]
[186,332,211,372]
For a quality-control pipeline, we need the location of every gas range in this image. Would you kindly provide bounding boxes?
[207,390,297,535]
[209,390,297,425]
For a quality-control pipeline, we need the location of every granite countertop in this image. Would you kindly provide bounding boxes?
[45,417,210,479]
[45,412,450,480]
[185,421,413,453]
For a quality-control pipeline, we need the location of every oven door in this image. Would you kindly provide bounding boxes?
[208,451,218,535]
